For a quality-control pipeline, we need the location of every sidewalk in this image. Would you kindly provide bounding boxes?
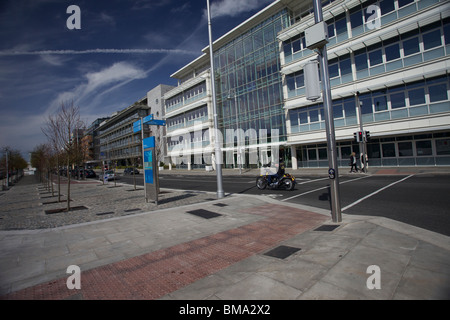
[0,174,449,300]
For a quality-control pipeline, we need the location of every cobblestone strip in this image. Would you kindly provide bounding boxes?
[1,204,327,300]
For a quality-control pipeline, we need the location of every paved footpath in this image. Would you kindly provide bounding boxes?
[1,175,450,300]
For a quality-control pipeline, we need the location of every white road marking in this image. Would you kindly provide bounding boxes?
[341,174,415,211]
[281,176,370,202]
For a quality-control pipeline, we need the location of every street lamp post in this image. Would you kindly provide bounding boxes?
[311,0,342,223]
[206,0,225,199]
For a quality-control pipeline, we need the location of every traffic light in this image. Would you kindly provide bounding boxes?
[353,131,363,142]
[365,131,370,142]
[353,132,358,142]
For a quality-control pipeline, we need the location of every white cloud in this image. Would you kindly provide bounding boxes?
[208,0,274,18]
[0,48,197,56]
[84,62,146,94]
[46,62,147,116]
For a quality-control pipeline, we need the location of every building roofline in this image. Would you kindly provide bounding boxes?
[171,0,285,80]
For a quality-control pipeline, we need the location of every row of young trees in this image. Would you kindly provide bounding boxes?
[1,148,28,187]
[32,101,86,212]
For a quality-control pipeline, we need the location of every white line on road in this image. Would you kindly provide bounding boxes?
[282,175,370,202]
[341,174,415,211]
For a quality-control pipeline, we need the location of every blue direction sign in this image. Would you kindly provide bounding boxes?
[133,114,165,133]
[143,114,154,123]
[147,119,166,126]
[133,120,142,133]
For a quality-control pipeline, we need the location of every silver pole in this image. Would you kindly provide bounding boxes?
[206,0,225,198]
[5,149,9,188]
[140,117,148,202]
[355,92,367,173]
[312,0,342,222]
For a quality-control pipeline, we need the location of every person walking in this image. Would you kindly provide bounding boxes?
[349,152,358,173]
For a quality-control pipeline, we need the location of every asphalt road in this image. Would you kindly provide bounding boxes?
[118,173,450,237]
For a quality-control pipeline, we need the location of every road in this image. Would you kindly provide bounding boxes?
[117,172,450,237]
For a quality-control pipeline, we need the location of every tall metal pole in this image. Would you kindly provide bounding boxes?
[140,117,148,202]
[312,0,342,222]
[5,149,9,188]
[207,0,225,198]
[355,92,367,173]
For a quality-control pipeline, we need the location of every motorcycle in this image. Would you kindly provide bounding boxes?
[256,173,296,191]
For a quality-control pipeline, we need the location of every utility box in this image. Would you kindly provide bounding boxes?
[305,21,328,49]
[304,60,321,101]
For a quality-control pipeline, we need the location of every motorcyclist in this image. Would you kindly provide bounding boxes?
[268,158,285,188]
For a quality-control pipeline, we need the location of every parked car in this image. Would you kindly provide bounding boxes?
[124,167,139,175]
[99,170,116,181]
[85,169,96,178]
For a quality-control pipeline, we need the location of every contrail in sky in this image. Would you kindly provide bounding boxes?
[0,48,198,55]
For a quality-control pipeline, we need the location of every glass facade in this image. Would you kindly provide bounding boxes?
[213,9,289,146]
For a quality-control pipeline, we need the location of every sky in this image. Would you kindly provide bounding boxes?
[0,0,276,160]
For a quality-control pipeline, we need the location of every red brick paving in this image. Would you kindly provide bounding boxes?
[2,204,328,300]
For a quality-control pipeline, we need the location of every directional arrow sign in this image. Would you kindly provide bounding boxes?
[143,114,154,124]
[147,119,166,126]
[133,120,142,133]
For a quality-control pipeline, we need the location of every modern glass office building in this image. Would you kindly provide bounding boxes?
[164,0,450,169]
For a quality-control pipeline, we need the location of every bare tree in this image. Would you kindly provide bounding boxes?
[55,101,85,212]
[42,113,64,202]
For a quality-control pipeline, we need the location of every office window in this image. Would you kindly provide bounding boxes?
[328,60,339,78]
[335,15,347,36]
[369,49,383,66]
[373,94,388,112]
[416,140,432,156]
[310,109,319,122]
[350,8,363,29]
[429,83,448,102]
[398,0,414,7]
[299,112,308,124]
[354,50,368,71]
[423,29,442,50]
[340,55,352,75]
[403,37,420,56]
[444,19,450,44]
[333,102,343,118]
[436,139,450,155]
[391,92,406,109]
[344,99,357,117]
[327,23,335,38]
[385,43,400,61]
[382,143,396,157]
[408,88,426,105]
[380,0,395,15]
[398,142,413,157]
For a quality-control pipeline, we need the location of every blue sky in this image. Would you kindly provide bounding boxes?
[0,0,275,159]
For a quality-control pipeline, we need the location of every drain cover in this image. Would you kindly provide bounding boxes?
[213,203,228,207]
[124,208,141,212]
[264,245,301,259]
[314,225,340,232]
[96,211,114,216]
[187,209,222,219]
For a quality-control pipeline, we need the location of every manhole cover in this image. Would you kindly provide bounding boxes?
[314,225,340,232]
[96,212,114,216]
[186,209,222,219]
[213,203,228,207]
[124,208,141,212]
[264,245,301,259]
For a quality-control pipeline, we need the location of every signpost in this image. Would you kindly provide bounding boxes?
[133,114,166,204]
